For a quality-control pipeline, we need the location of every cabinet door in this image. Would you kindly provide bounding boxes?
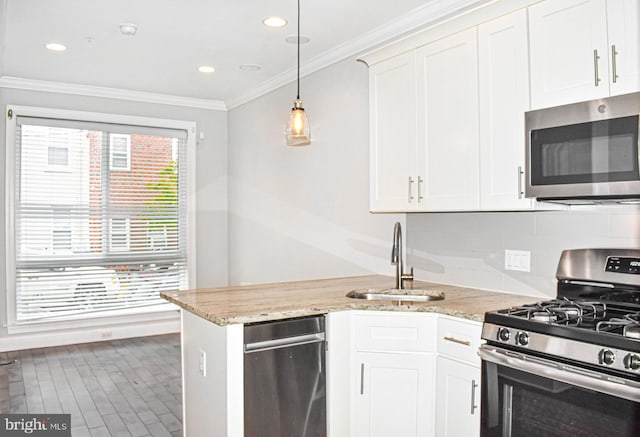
[529,0,609,109]
[369,52,419,212]
[607,0,640,96]
[355,351,434,437]
[478,9,533,210]
[416,28,479,211]
[435,356,481,437]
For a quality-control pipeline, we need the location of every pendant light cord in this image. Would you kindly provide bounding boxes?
[297,0,300,100]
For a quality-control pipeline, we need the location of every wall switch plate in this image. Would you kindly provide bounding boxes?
[199,349,206,376]
[505,249,531,272]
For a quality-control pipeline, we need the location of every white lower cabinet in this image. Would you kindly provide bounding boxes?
[351,311,436,437]
[435,356,481,437]
[348,312,483,437]
[355,351,435,437]
[435,316,482,437]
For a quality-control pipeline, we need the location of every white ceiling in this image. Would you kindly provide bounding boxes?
[0,0,485,108]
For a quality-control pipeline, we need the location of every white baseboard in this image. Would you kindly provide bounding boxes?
[0,314,181,352]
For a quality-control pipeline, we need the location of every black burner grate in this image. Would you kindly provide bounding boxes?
[596,312,640,338]
[504,298,607,327]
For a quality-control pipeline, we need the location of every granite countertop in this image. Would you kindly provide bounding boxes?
[161,275,542,326]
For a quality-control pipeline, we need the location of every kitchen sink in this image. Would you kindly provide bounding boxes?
[346,288,445,302]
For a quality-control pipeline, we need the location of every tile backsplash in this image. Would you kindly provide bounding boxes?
[406,207,640,298]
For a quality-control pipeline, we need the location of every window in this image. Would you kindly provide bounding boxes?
[48,146,69,166]
[109,217,130,251]
[52,210,72,252]
[109,133,131,170]
[6,106,195,327]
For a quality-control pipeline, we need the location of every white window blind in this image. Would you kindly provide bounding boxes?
[11,112,190,323]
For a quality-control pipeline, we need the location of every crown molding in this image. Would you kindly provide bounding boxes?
[226,0,490,109]
[0,76,227,111]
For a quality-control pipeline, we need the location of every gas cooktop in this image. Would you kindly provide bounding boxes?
[483,248,640,376]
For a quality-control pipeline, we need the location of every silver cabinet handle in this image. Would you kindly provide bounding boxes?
[593,49,601,86]
[470,379,479,415]
[408,177,415,202]
[517,166,524,199]
[417,176,424,202]
[360,363,365,395]
[444,336,471,346]
[611,45,619,83]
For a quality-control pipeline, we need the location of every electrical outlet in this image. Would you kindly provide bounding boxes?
[199,349,206,376]
[505,249,531,272]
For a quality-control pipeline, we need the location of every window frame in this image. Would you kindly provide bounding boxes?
[5,104,197,334]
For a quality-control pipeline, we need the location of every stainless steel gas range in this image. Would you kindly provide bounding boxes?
[479,248,640,437]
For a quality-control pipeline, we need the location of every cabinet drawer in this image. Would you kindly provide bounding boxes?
[437,316,482,364]
[354,312,436,352]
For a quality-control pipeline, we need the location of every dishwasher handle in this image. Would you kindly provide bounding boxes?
[244,332,325,353]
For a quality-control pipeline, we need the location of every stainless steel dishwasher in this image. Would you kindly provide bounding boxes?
[244,315,326,437]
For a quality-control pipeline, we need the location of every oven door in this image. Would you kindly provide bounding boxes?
[479,344,640,437]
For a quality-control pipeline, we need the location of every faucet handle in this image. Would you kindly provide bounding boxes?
[402,266,414,281]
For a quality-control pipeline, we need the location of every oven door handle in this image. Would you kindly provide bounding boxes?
[478,344,640,403]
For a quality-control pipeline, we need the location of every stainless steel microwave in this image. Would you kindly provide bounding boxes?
[525,92,640,204]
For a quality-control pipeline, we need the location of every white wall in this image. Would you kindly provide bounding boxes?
[0,0,5,78]
[406,208,640,298]
[227,58,403,285]
[0,87,228,342]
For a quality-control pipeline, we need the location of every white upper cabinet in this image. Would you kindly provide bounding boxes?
[478,9,532,210]
[364,0,589,212]
[416,28,480,211]
[369,52,420,212]
[529,0,640,109]
[606,0,640,96]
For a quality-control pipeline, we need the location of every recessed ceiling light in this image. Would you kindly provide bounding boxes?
[198,65,216,73]
[285,35,310,44]
[45,42,67,52]
[239,64,262,72]
[120,23,138,36]
[263,16,288,28]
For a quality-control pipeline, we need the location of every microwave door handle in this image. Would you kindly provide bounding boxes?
[611,45,619,83]
[594,49,601,87]
[478,345,640,402]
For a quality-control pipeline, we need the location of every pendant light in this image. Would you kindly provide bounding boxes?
[285,0,311,147]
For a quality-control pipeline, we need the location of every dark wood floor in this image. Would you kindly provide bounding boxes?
[0,334,182,437]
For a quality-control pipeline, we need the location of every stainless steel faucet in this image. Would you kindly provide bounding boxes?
[391,222,414,289]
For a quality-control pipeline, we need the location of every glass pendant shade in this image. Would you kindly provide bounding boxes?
[286,98,311,146]
[286,0,311,147]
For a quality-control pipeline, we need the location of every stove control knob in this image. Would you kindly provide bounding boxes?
[497,328,511,342]
[624,354,640,371]
[599,349,616,366]
[516,332,529,346]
